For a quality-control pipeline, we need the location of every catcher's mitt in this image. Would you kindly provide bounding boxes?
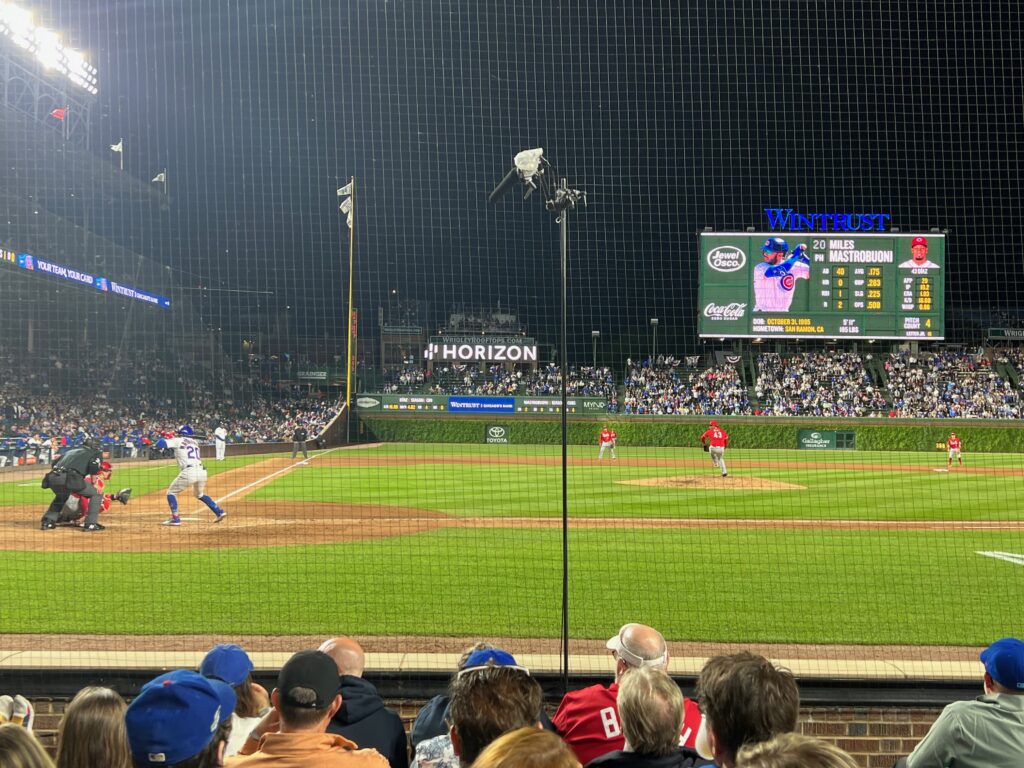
[114,487,132,504]
[702,445,710,452]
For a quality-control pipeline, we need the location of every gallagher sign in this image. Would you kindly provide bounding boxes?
[424,335,538,363]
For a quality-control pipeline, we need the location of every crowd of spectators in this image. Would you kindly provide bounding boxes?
[11,627,1016,767]
[621,360,752,416]
[754,351,887,417]
[0,343,341,467]
[884,349,1021,419]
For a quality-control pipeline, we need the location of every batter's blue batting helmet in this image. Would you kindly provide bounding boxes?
[763,237,789,253]
[178,425,194,436]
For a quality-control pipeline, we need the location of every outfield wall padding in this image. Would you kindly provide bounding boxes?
[358,415,1024,453]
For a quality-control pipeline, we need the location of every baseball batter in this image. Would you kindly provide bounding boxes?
[598,426,617,460]
[753,238,811,312]
[700,420,729,477]
[56,461,131,525]
[214,424,228,461]
[947,432,964,469]
[156,425,226,526]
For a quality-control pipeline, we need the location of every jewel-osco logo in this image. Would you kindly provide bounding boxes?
[485,425,510,444]
[356,397,380,408]
[707,246,746,273]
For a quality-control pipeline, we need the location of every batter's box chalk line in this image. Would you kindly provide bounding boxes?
[977,551,1024,567]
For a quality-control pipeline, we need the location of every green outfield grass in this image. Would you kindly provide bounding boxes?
[0,443,1021,645]
[254,444,1024,521]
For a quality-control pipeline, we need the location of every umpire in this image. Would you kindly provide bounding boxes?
[292,424,309,459]
[40,440,105,531]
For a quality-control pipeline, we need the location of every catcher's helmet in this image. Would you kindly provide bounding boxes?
[762,237,789,254]
[178,425,194,436]
[100,461,113,472]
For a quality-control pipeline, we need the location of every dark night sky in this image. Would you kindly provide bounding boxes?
[28,0,1024,357]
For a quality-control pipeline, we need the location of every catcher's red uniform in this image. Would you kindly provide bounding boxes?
[552,682,703,765]
[63,474,114,520]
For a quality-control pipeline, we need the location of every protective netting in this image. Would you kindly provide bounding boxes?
[0,0,1020,689]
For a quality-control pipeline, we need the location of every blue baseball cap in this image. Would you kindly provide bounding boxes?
[457,648,530,676]
[200,643,254,687]
[980,637,1024,690]
[125,670,236,766]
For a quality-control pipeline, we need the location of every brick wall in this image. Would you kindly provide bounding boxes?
[30,698,941,768]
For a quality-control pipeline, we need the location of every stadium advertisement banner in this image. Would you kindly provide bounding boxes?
[988,328,1024,340]
[297,369,329,381]
[798,430,837,450]
[449,397,515,413]
[698,232,944,340]
[354,394,607,415]
[424,335,538,362]
[517,397,607,414]
[3,249,172,309]
[485,424,510,444]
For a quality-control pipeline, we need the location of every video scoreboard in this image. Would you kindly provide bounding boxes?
[698,232,944,340]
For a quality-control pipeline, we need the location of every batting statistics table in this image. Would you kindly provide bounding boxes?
[698,232,945,340]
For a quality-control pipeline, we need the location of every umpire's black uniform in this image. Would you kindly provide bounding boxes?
[292,426,309,459]
[41,445,104,530]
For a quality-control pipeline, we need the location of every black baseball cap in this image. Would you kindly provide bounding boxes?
[277,650,340,708]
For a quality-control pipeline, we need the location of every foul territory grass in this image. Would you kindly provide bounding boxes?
[0,444,1022,644]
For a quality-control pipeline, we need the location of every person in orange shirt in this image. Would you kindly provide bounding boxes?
[699,420,729,478]
[228,650,388,768]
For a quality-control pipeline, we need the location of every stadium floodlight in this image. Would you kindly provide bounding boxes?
[0,3,98,94]
[488,147,545,203]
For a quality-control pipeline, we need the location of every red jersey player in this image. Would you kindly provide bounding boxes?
[56,462,130,525]
[699,420,729,477]
[947,432,963,469]
[598,426,617,460]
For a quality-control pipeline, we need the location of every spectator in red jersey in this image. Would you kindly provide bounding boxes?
[699,421,729,478]
[553,624,703,766]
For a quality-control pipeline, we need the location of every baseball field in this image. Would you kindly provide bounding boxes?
[0,441,1021,647]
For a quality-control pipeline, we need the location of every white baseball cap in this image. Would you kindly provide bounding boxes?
[606,623,668,668]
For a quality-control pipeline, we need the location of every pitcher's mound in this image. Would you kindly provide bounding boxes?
[619,475,806,491]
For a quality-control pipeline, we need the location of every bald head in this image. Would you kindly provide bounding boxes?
[609,623,668,681]
[318,636,366,677]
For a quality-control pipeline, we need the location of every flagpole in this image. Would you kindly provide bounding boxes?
[120,149,124,172]
[344,176,356,443]
[165,168,169,198]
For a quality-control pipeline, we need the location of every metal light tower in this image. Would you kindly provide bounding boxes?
[489,149,586,692]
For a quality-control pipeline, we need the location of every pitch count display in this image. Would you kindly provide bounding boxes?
[698,232,945,340]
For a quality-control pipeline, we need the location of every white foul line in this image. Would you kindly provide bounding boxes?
[977,551,1024,567]
[200,448,342,508]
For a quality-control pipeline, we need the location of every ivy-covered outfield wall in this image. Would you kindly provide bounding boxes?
[357,414,1024,453]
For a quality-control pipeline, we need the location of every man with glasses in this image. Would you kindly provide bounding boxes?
[553,624,703,765]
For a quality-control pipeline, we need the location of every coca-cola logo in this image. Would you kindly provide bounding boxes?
[707,246,747,273]
[703,302,747,320]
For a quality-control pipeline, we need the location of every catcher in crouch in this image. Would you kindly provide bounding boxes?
[56,461,132,526]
